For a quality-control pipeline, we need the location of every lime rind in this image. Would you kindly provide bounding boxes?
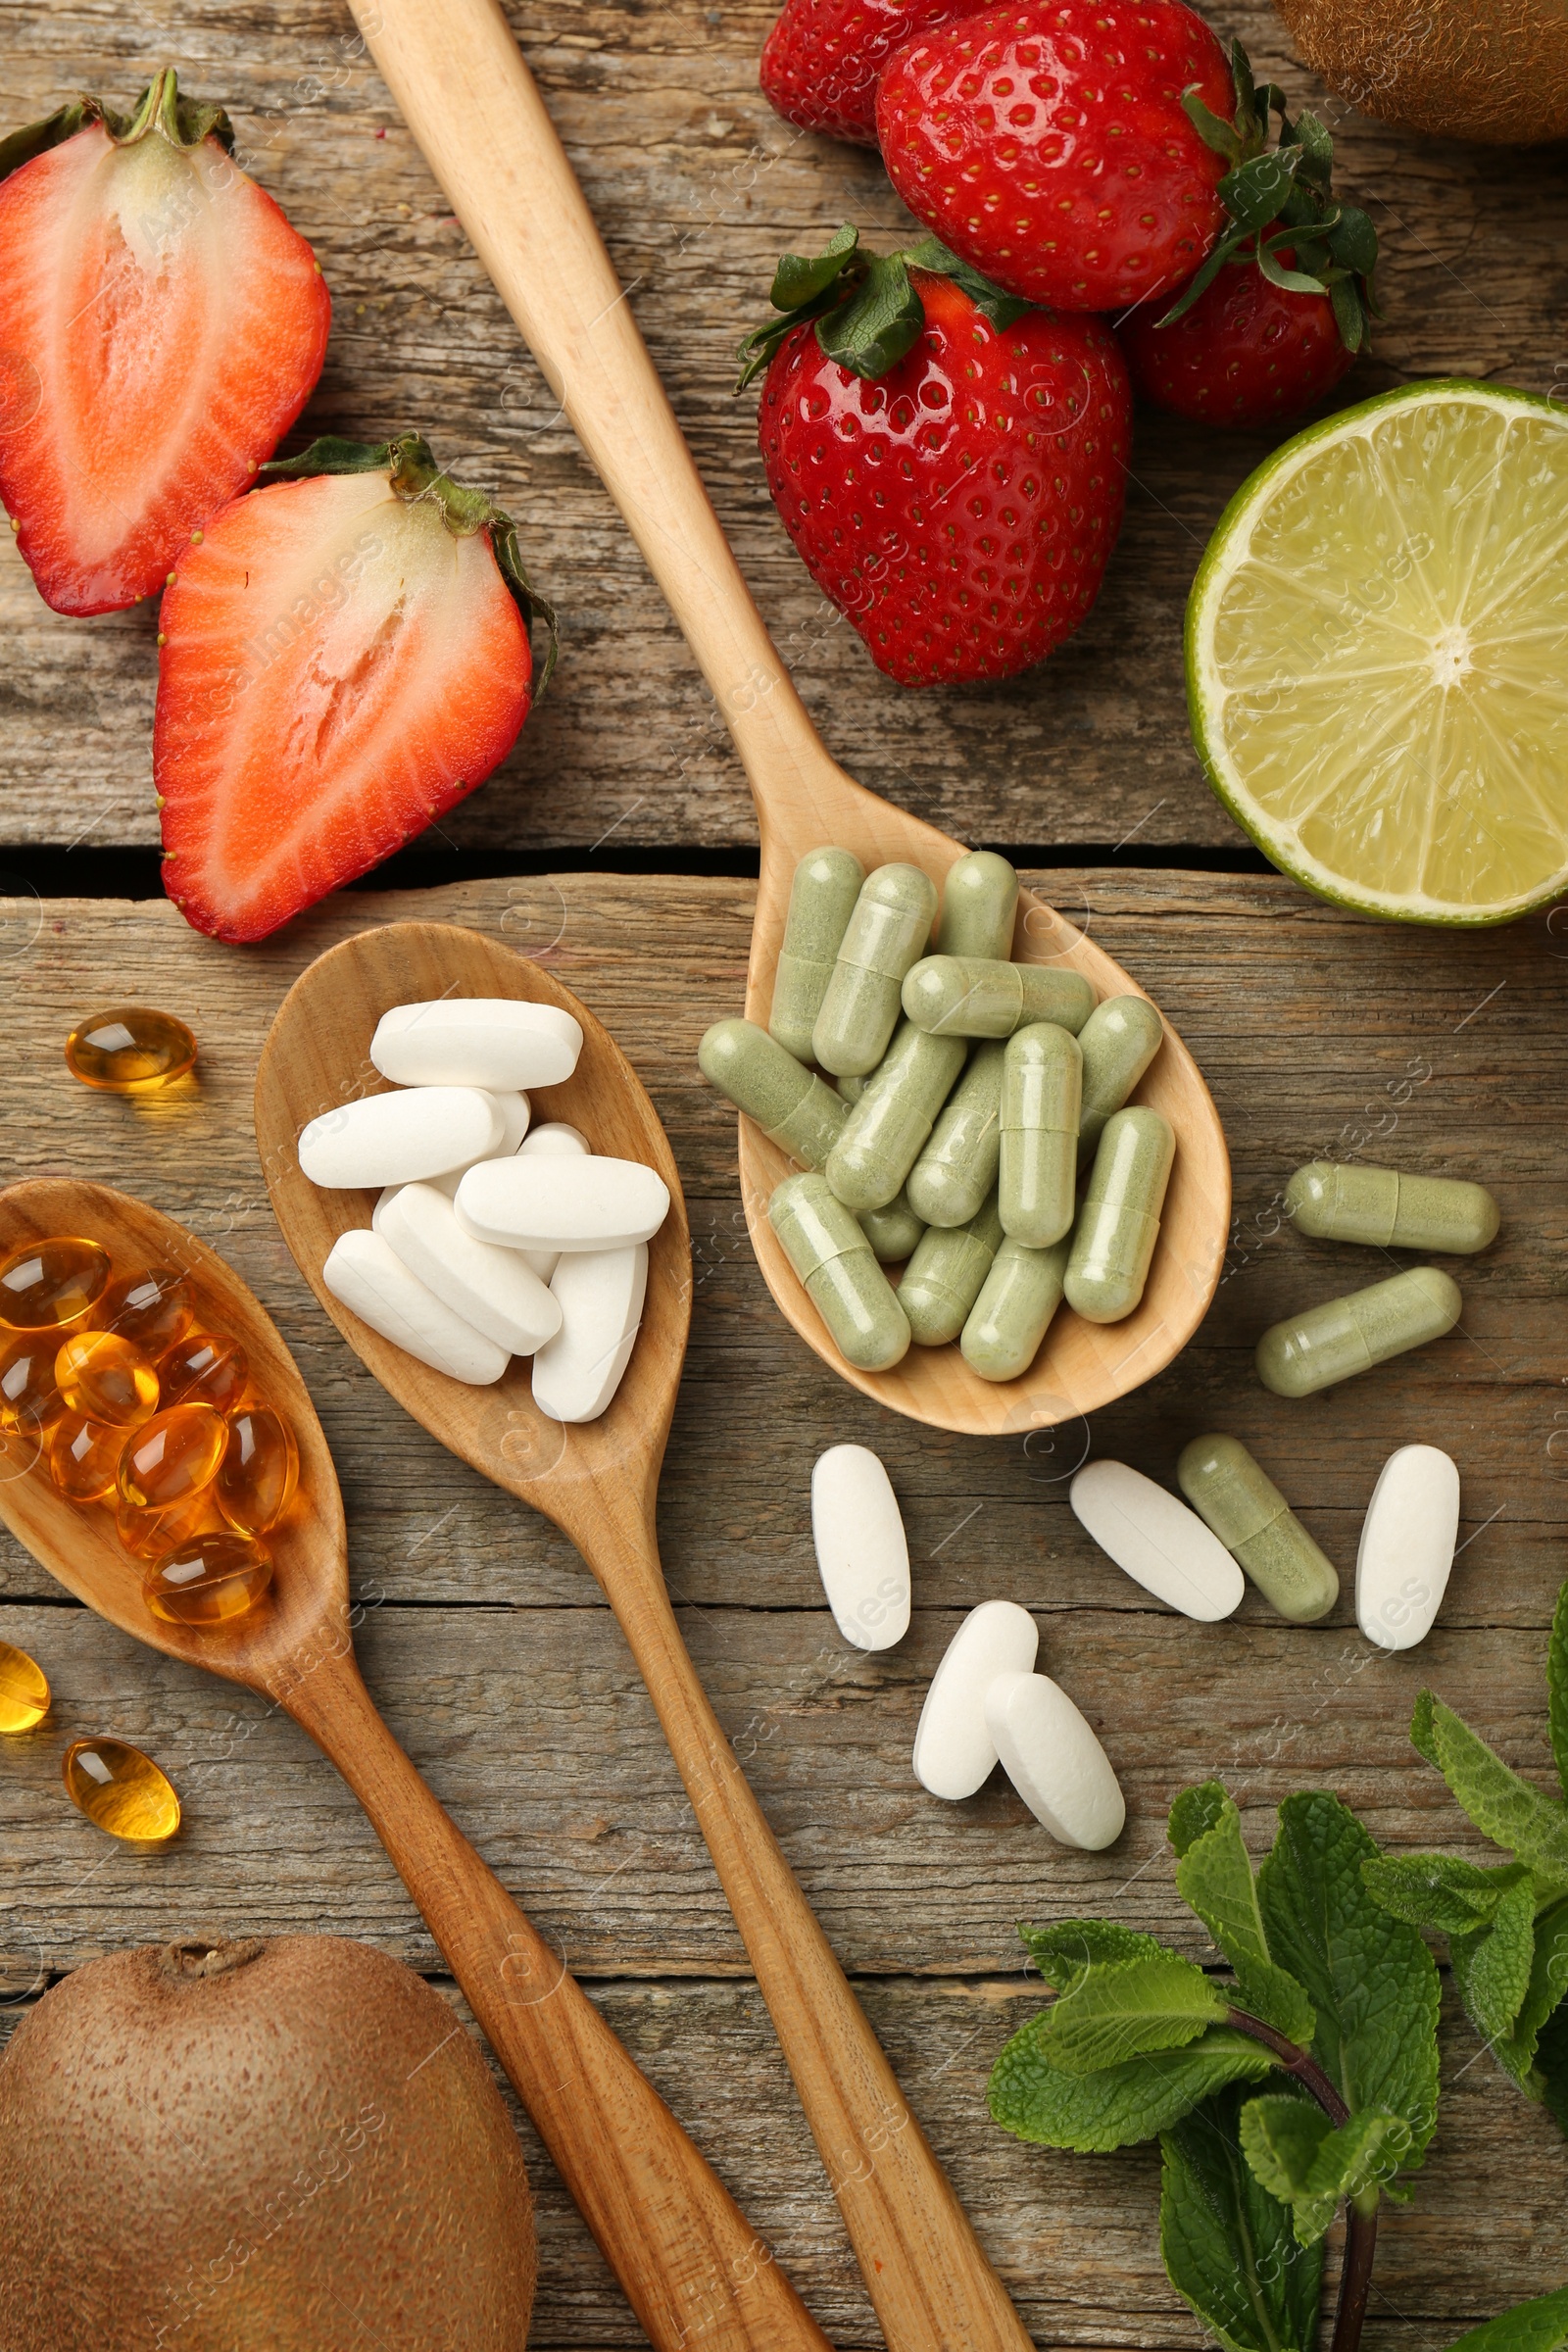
[1187,379,1568,927]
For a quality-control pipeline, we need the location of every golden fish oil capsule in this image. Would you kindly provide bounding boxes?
[0,1333,61,1432]
[50,1412,124,1502]
[0,1640,49,1733]
[159,1332,248,1412]
[115,1485,222,1562]
[118,1402,226,1512]
[54,1331,159,1428]
[143,1531,274,1629]
[218,1405,299,1535]
[64,1006,198,1092]
[0,1236,109,1330]
[101,1265,193,1355]
[62,1737,180,1841]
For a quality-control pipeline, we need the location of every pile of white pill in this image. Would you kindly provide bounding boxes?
[810,1445,1123,1848]
[698,848,1172,1382]
[298,997,670,1423]
[1067,1439,1461,1652]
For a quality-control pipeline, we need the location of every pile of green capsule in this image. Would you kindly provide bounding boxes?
[699,849,1172,1380]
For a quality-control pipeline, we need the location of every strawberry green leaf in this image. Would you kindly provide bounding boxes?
[1495,1898,1568,2087]
[1330,275,1369,353]
[0,98,96,183]
[1450,1874,1539,2046]
[1257,243,1332,296]
[1220,151,1302,234]
[1038,1954,1230,2075]
[1441,2286,1568,2352]
[1169,1783,1315,2045]
[1549,1579,1568,1798]
[770,221,858,312]
[1241,2098,1412,2246]
[899,236,1035,331]
[1412,1690,1568,1878]
[1361,1854,1534,1936]
[815,253,924,379]
[1182,86,1246,166]
[0,67,233,186]
[1153,227,1251,326]
[1160,2081,1323,2352]
[1290,110,1336,195]
[1018,1918,1170,1991]
[989,2019,1275,2153]
[1256,1792,1441,2166]
[1327,203,1379,276]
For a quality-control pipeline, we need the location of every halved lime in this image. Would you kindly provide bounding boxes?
[1187,380,1568,926]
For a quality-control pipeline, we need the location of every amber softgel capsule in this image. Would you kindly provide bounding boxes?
[0,1237,109,1331]
[54,1331,160,1428]
[62,1737,180,1841]
[64,1006,198,1092]
[0,1640,49,1734]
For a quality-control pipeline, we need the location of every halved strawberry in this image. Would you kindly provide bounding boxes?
[0,70,330,615]
[154,434,557,944]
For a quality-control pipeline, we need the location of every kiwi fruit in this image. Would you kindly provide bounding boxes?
[1272,0,1568,143]
[0,1935,536,2350]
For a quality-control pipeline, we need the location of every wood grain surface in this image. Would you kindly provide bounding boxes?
[1,0,1565,858]
[0,873,1564,2345]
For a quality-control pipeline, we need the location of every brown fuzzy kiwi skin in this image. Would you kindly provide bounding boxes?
[1273,0,1568,143]
[0,1935,536,2351]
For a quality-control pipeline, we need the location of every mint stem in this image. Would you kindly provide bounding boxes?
[1224,2008,1374,2352]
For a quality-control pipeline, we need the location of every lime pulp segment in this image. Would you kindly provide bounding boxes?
[1187,382,1568,925]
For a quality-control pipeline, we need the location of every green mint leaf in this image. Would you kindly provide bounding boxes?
[989,2020,1274,2153]
[1040,1954,1230,2075]
[1220,149,1300,233]
[815,253,924,380]
[1362,1853,1535,1935]
[1418,1691,1568,1878]
[1019,1918,1170,1992]
[1412,1688,1441,1767]
[770,222,858,312]
[1257,1792,1441,2164]
[1241,2098,1411,2247]
[1536,1996,1568,2136]
[1451,1873,1538,2046]
[1171,1783,1315,2043]
[899,235,1036,330]
[1442,2285,1568,2352]
[1549,1579,1568,1798]
[1495,1896,1568,2086]
[1160,2081,1323,2352]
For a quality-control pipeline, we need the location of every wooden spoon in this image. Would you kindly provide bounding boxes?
[0,1175,833,2352]
[346,0,1231,1438]
[255,918,1034,2352]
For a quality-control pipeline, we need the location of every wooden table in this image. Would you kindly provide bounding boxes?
[2,3,1566,2347]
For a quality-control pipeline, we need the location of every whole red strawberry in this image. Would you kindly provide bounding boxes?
[0,71,329,615]
[1117,58,1379,429]
[740,230,1130,686]
[875,0,1234,311]
[760,0,969,144]
[155,435,556,942]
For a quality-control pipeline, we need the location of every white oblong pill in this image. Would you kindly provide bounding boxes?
[1069,1459,1245,1622]
[532,1245,649,1424]
[371,999,583,1090]
[299,1088,504,1189]
[379,1183,563,1356]
[810,1446,909,1652]
[456,1156,670,1252]
[512,1123,592,1280]
[428,1090,533,1200]
[912,1599,1039,1799]
[322,1229,509,1386]
[984,1670,1125,1849]
[1356,1443,1460,1651]
[372,1185,401,1234]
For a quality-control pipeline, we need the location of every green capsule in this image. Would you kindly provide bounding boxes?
[837,1072,868,1106]
[960,1236,1069,1382]
[1065,1105,1175,1324]
[769,1173,910,1372]
[936,850,1019,960]
[699,1019,848,1168]
[1285,1161,1499,1255]
[901,955,1095,1040]
[769,847,864,1061]
[1077,995,1164,1161]
[907,1041,1004,1229]
[813,864,939,1077]
[825,1021,967,1212]
[858,1189,926,1263]
[899,1196,1004,1347]
[1000,1022,1081,1249]
[1176,1434,1340,1624]
[1255,1266,1461,1398]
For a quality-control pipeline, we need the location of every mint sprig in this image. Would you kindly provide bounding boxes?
[1160,37,1379,352]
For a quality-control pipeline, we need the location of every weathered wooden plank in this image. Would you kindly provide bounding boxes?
[1,2,1564,854]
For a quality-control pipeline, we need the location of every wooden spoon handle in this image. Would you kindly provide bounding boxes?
[280,1645,833,2352]
[592,1524,1034,2352]
[345,0,834,805]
